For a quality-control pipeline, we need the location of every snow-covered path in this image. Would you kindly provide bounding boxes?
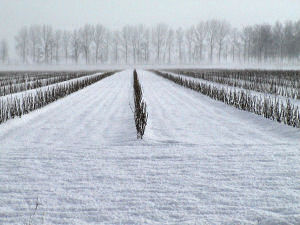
[0,70,300,224]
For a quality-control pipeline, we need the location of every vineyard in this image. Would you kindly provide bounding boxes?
[0,69,300,225]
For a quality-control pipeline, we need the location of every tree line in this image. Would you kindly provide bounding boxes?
[1,19,300,65]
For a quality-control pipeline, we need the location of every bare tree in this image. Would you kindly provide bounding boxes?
[41,25,53,64]
[28,25,41,63]
[295,20,300,60]
[241,26,253,63]
[11,20,300,65]
[140,28,150,63]
[194,22,207,62]
[185,27,194,63]
[216,21,231,62]
[80,24,93,64]
[71,29,81,64]
[93,24,106,64]
[136,25,148,63]
[62,30,71,64]
[166,28,174,64]
[176,27,184,63]
[230,28,240,62]
[102,31,110,63]
[112,30,120,63]
[206,20,219,63]
[152,23,168,64]
[272,22,284,62]
[53,30,61,64]
[130,26,139,64]
[0,39,9,64]
[283,21,297,60]
[15,26,29,63]
[121,25,130,64]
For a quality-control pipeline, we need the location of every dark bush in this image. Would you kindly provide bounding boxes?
[133,69,148,139]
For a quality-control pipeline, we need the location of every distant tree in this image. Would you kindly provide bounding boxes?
[41,25,53,64]
[194,22,207,62]
[29,25,41,63]
[206,20,219,62]
[130,26,139,64]
[216,21,231,62]
[295,20,300,59]
[62,30,71,64]
[176,27,184,64]
[103,31,110,63]
[166,28,174,64]
[80,24,93,64]
[140,27,150,63]
[273,22,285,62]
[136,25,148,63]
[15,26,29,63]
[93,24,106,64]
[185,27,194,64]
[121,25,130,64]
[11,19,300,65]
[53,30,61,64]
[230,28,241,62]
[112,30,120,63]
[0,39,9,64]
[152,23,168,64]
[241,26,253,63]
[71,29,81,64]
[283,21,297,60]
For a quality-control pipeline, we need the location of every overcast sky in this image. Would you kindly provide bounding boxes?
[0,0,299,47]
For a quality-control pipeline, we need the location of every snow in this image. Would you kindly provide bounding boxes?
[0,69,300,224]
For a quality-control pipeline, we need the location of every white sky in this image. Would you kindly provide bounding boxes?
[0,0,299,50]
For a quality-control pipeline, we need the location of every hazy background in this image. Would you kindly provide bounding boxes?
[0,0,299,65]
[1,0,299,42]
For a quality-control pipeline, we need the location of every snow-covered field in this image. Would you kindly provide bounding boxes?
[0,70,300,224]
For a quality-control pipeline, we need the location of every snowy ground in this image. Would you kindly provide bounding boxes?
[0,70,300,224]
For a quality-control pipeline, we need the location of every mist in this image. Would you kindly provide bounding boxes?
[0,0,299,66]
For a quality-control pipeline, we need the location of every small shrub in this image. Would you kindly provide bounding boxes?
[133,69,148,139]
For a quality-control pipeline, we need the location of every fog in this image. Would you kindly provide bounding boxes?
[1,0,299,40]
[0,0,299,64]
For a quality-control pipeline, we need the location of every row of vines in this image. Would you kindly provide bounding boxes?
[0,71,115,124]
[153,70,300,128]
[0,71,101,96]
[133,69,148,139]
[167,69,300,99]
